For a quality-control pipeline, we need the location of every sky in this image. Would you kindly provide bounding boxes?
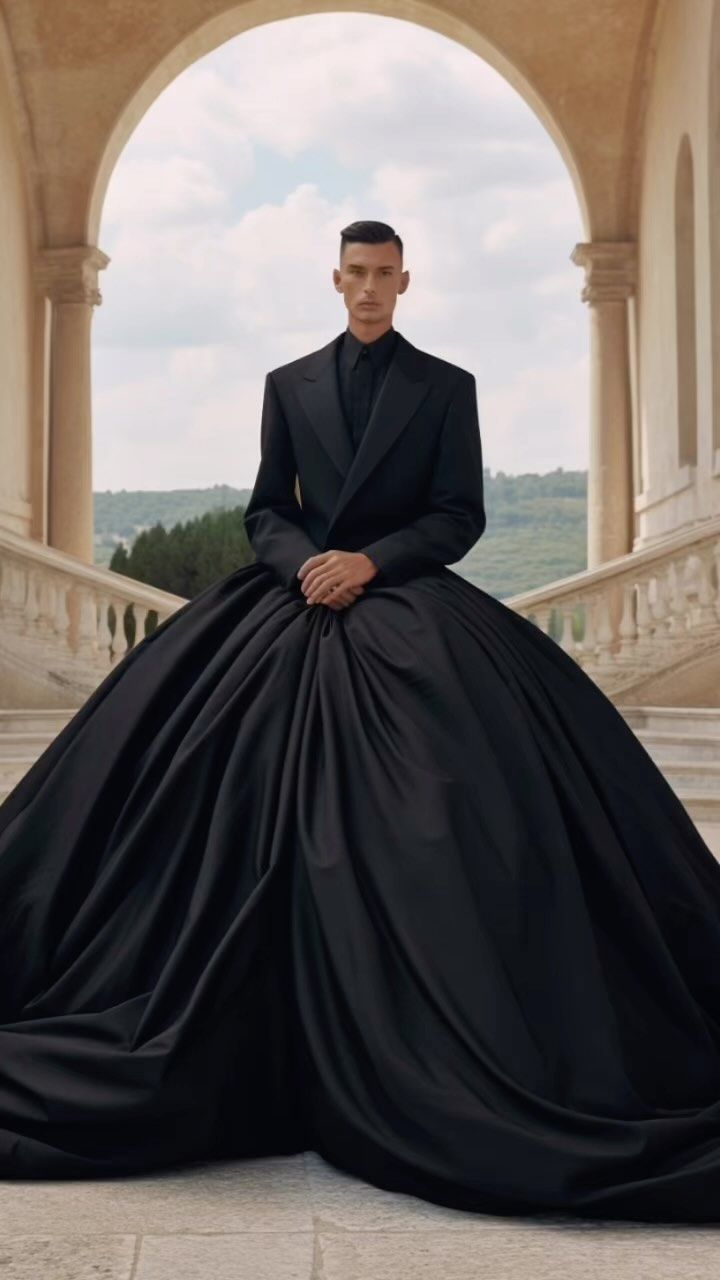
[91,12,588,493]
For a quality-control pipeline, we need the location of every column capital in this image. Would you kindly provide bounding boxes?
[570,241,637,304]
[35,246,111,305]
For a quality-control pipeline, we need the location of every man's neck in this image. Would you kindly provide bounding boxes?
[346,319,394,344]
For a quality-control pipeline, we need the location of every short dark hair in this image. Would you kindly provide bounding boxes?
[339,220,403,264]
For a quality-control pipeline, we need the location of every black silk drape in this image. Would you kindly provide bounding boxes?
[2,558,720,1221]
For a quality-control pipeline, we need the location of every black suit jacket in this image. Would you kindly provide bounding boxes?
[243,329,486,590]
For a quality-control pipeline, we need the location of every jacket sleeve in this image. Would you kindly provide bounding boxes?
[359,371,487,585]
[243,372,322,590]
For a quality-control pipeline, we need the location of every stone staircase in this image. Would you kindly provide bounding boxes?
[0,708,75,805]
[0,705,718,858]
[618,705,720,855]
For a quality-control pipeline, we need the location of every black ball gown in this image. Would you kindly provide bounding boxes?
[2,341,720,1224]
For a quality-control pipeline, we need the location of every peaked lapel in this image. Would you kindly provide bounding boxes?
[295,329,431,531]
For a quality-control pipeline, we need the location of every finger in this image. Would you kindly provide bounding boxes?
[307,576,346,604]
[297,558,327,583]
[302,567,334,597]
[303,555,341,590]
[306,580,337,604]
[318,584,352,608]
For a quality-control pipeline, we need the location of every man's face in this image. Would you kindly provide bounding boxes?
[333,241,409,330]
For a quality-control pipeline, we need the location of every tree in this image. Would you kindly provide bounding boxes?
[109,504,255,598]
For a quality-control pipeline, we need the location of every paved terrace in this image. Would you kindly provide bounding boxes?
[1,1150,719,1278]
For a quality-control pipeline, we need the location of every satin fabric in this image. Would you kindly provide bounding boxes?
[2,560,720,1221]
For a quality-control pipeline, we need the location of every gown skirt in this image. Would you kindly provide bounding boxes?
[2,559,720,1222]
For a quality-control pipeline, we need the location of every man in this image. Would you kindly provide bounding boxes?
[244,220,486,611]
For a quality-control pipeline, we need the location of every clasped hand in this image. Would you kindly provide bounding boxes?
[297,550,378,611]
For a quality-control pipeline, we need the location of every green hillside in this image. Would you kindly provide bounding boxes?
[94,484,253,566]
[94,468,587,602]
[455,468,587,599]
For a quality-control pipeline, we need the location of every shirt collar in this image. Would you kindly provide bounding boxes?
[341,324,397,370]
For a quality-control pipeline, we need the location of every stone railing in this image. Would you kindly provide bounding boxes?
[504,513,720,695]
[2,513,720,704]
[0,527,186,682]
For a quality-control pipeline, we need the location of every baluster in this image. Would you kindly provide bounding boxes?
[713,538,720,621]
[53,576,71,649]
[557,602,575,654]
[111,599,131,660]
[13,562,27,621]
[96,594,113,664]
[615,579,639,662]
[577,592,599,667]
[74,586,99,658]
[594,590,616,667]
[23,567,41,636]
[633,575,656,659]
[3,560,26,632]
[665,559,688,638]
[133,603,149,647]
[689,548,717,630]
[37,571,57,635]
[532,605,553,636]
[649,571,672,640]
[0,558,12,632]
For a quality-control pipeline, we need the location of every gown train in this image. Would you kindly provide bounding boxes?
[2,560,720,1221]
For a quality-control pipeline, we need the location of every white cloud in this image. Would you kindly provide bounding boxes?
[482,217,523,252]
[93,347,263,490]
[120,65,256,157]
[481,356,590,471]
[103,156,230,225]
[93,12,588,490]
[532,271,578,297]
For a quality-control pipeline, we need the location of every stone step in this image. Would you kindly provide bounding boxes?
[0,709,75,734]
[616,707,720,849]
[631,730,720,761]
[668,791,720,824]
[696,821,720,856]
[620,705,720,737]
[646,759,720,793]
[0,710,74,799]
[0,753,61,788]
[0,730,61,759]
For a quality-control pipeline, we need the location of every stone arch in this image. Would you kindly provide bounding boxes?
[708,0,720,468]
[85,0,591,244]
[0,9,44,246]
[674,131,697,470]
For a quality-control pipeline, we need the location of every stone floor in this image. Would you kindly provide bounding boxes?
[1,1150,720,1278]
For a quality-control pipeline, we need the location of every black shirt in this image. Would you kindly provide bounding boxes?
[336,325,399,450]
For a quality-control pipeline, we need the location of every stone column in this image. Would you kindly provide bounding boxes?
[34,246,110,562]
[570,241,637,568]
